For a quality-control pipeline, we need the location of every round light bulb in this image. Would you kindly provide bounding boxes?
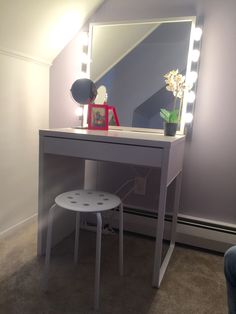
[194,28,202,41]
[75,107,83,117]
[81,52,89,63]
[188,71,198,84]
[79,32,89,46]
[185,112,193,123]
[187,91,196,103]
[191,50,200,62]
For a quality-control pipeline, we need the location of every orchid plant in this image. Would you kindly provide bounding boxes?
[160,69,189,124]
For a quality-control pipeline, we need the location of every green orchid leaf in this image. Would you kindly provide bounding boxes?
[169,109,179,123]
[160,108,180,123]
[160,112,168,122]
[160,108,170,122]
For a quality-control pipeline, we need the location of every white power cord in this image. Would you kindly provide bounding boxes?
[107,167,152,230]
[82,163,152,234]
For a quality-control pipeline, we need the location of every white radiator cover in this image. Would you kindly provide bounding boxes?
[112,209,236,253]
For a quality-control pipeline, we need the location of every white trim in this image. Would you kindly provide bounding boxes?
[110,211,236,253]
[90,16,196,27]
[0,47,51,66]
[178,213,236,229]
[0,213,37,239]
[176,221,235,253]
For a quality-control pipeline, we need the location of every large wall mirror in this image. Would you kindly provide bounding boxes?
[89,17,196,134]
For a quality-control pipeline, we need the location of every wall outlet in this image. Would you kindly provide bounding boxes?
[134,176,147,195]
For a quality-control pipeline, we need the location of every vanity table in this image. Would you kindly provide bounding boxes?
[38,127,185,288]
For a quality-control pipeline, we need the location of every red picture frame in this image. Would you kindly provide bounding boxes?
[108,106,120,126]
[88,104,108,130]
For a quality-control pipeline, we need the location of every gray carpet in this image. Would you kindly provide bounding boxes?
[0,220,227,314]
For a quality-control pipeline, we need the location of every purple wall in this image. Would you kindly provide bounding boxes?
[50,35,84,128]
[50,0,236,225]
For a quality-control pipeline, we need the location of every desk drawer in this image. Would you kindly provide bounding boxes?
[43,137,162,167]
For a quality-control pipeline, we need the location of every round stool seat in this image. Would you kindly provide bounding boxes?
[55,189,121,212]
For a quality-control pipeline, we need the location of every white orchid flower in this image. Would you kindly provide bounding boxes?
[160,69,192,124]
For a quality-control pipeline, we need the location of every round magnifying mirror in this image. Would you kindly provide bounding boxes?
[70,78,97,104]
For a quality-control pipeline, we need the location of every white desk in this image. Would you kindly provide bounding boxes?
[38,128,185,288]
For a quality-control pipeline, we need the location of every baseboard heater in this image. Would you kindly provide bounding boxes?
[117,207,236,254]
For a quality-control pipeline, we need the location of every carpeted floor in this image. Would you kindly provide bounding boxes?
[0,220,227,314]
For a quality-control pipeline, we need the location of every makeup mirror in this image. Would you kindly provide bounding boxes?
[90,17,196,134]
[70,78,97,104]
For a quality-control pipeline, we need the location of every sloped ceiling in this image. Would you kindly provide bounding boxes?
[0,0,104,64]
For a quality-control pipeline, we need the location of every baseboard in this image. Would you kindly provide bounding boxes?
[111,208,236,253]
[3,209,235,254]
[0,214,37,239]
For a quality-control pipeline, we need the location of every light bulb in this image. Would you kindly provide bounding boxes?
[191,50,200,62]
[80,52,89,63]
[194,28,202,41]
[185,113,193,123]
[79,32,89,46]
[188,71,198,84]
[187,91,196,103]
[75,107,83,117]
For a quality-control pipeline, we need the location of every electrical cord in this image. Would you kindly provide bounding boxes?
[82,163,153,234]
[107,168,152,230]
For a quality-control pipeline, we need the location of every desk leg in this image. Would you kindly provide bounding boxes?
[152,170,168,288]
[170,171,182,246]
[152,171,182,288]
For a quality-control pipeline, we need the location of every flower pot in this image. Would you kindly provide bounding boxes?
[164,122,178,136]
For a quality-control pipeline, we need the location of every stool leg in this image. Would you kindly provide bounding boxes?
[74,212,80,264]
[94,212,102,310]
[42,203,56,291]
[119,203,124,276]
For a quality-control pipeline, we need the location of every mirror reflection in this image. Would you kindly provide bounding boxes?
[90,18,194,133]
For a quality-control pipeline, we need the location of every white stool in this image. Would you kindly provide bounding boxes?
[43,189,123,310]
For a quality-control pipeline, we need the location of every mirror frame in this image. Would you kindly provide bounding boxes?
[89,16,196,135]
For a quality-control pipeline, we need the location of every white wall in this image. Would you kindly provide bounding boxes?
[50,0,236,226]
[0,53,49,234]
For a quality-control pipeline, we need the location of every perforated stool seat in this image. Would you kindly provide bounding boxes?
[55,190,121,212]
[43,189,123,310]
